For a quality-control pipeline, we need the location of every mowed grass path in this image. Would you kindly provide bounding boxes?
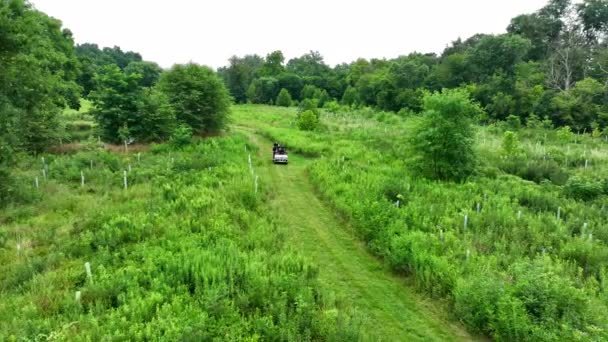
[242,129,476,341]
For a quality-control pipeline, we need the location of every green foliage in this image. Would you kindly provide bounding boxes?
[297,110,319,131]
[552,78,607,130]
[158,63,231,134]
[124,61,163,88]
[218,54,264,103]
[76,43,143,96]
[169,124,193,148]
[526,114,543,128]
[501,131,521,156]
[91,65,175,143]
[505,114,522,130]
[409,89,480,181]
[137,88,176,141]
[499,157,569,185]
[556,125,575,144]
[0,134,358,340]
[298,99,321,118]
[246,77,279,104]
[577,0,608,42]
[277,72,304,101]
[301,84,329,107]
[216,2,608,134]
[341,85,360,106]
[276,88,293,107]
[0,0,81,153]
[468,34,532,81]
[232,104,608,341]
[257,50,285,77]
[564,175,605,201]
[323,100,346,114]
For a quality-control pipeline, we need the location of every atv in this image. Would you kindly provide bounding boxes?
[272,143,288,164]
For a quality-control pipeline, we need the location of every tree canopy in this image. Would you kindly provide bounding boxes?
[216,0,608,132]
[158,63,232,134]
[409,89,481,181]
[90,65,175,143]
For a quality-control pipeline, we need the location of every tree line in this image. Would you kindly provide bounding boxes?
[0,0,231,205]
[219,0,608,131]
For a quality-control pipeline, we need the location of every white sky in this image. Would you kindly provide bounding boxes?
[30,0,550,69]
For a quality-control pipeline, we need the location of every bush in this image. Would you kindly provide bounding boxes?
[298,99,320,118]
[505,114,521,131]
[170,124,193,148]
[324,100,343,114]
[276,88,293,107]
[297,110,319,131]
[501,131,521,156]
[556,126,574,144]
[341,86,359,106]
[500,157,569,185]
[564,175,604,201]
[453,273,506,334]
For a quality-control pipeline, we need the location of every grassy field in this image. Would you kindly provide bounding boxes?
[3,103,608,340]
[240,128,475,341]
[233,104,608,341]
[0,133,361,340]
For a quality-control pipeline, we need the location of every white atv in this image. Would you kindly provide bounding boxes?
[272,143,288,164]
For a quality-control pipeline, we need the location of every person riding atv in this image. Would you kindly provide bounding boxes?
[272,142,288,164]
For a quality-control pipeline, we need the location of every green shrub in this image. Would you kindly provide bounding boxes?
[564,175,604,201]
[501,131,521,156]
[556,126,574,144]
[453,273,506,334]
[297,110,319,131]
[0,133,358,340]
[170,124,193,148]
[276,88,293,107]
[500,157,569,185]
[505,114,521,131]
[298,98,320,118]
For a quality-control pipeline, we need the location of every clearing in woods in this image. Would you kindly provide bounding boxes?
[240,129,476,341]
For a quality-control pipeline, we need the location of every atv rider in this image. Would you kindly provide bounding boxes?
[273,142,279,157]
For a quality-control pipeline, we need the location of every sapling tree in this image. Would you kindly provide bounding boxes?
[297,110,319,131]
[409,89,482,181]
[276,88,293,107]
[556,125,575,144]
[502,131,522,157]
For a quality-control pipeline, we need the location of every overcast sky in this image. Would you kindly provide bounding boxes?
[30,0,550,69]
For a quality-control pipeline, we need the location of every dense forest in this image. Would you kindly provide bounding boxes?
[2,0,608,340]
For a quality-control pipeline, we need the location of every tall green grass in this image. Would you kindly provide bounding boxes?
[0,134,359,340]
[235,104,608,341]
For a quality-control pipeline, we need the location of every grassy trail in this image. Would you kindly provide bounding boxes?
[243,130,475,341]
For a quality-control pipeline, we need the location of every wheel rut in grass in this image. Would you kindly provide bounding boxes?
[243,130,476,341]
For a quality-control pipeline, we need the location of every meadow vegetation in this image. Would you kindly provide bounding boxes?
[0,134,359,340]
[3,0,608,340]
[234,103,608,341]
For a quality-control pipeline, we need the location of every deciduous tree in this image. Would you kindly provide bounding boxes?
[159,63,231,134]
[409,89,481,181]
